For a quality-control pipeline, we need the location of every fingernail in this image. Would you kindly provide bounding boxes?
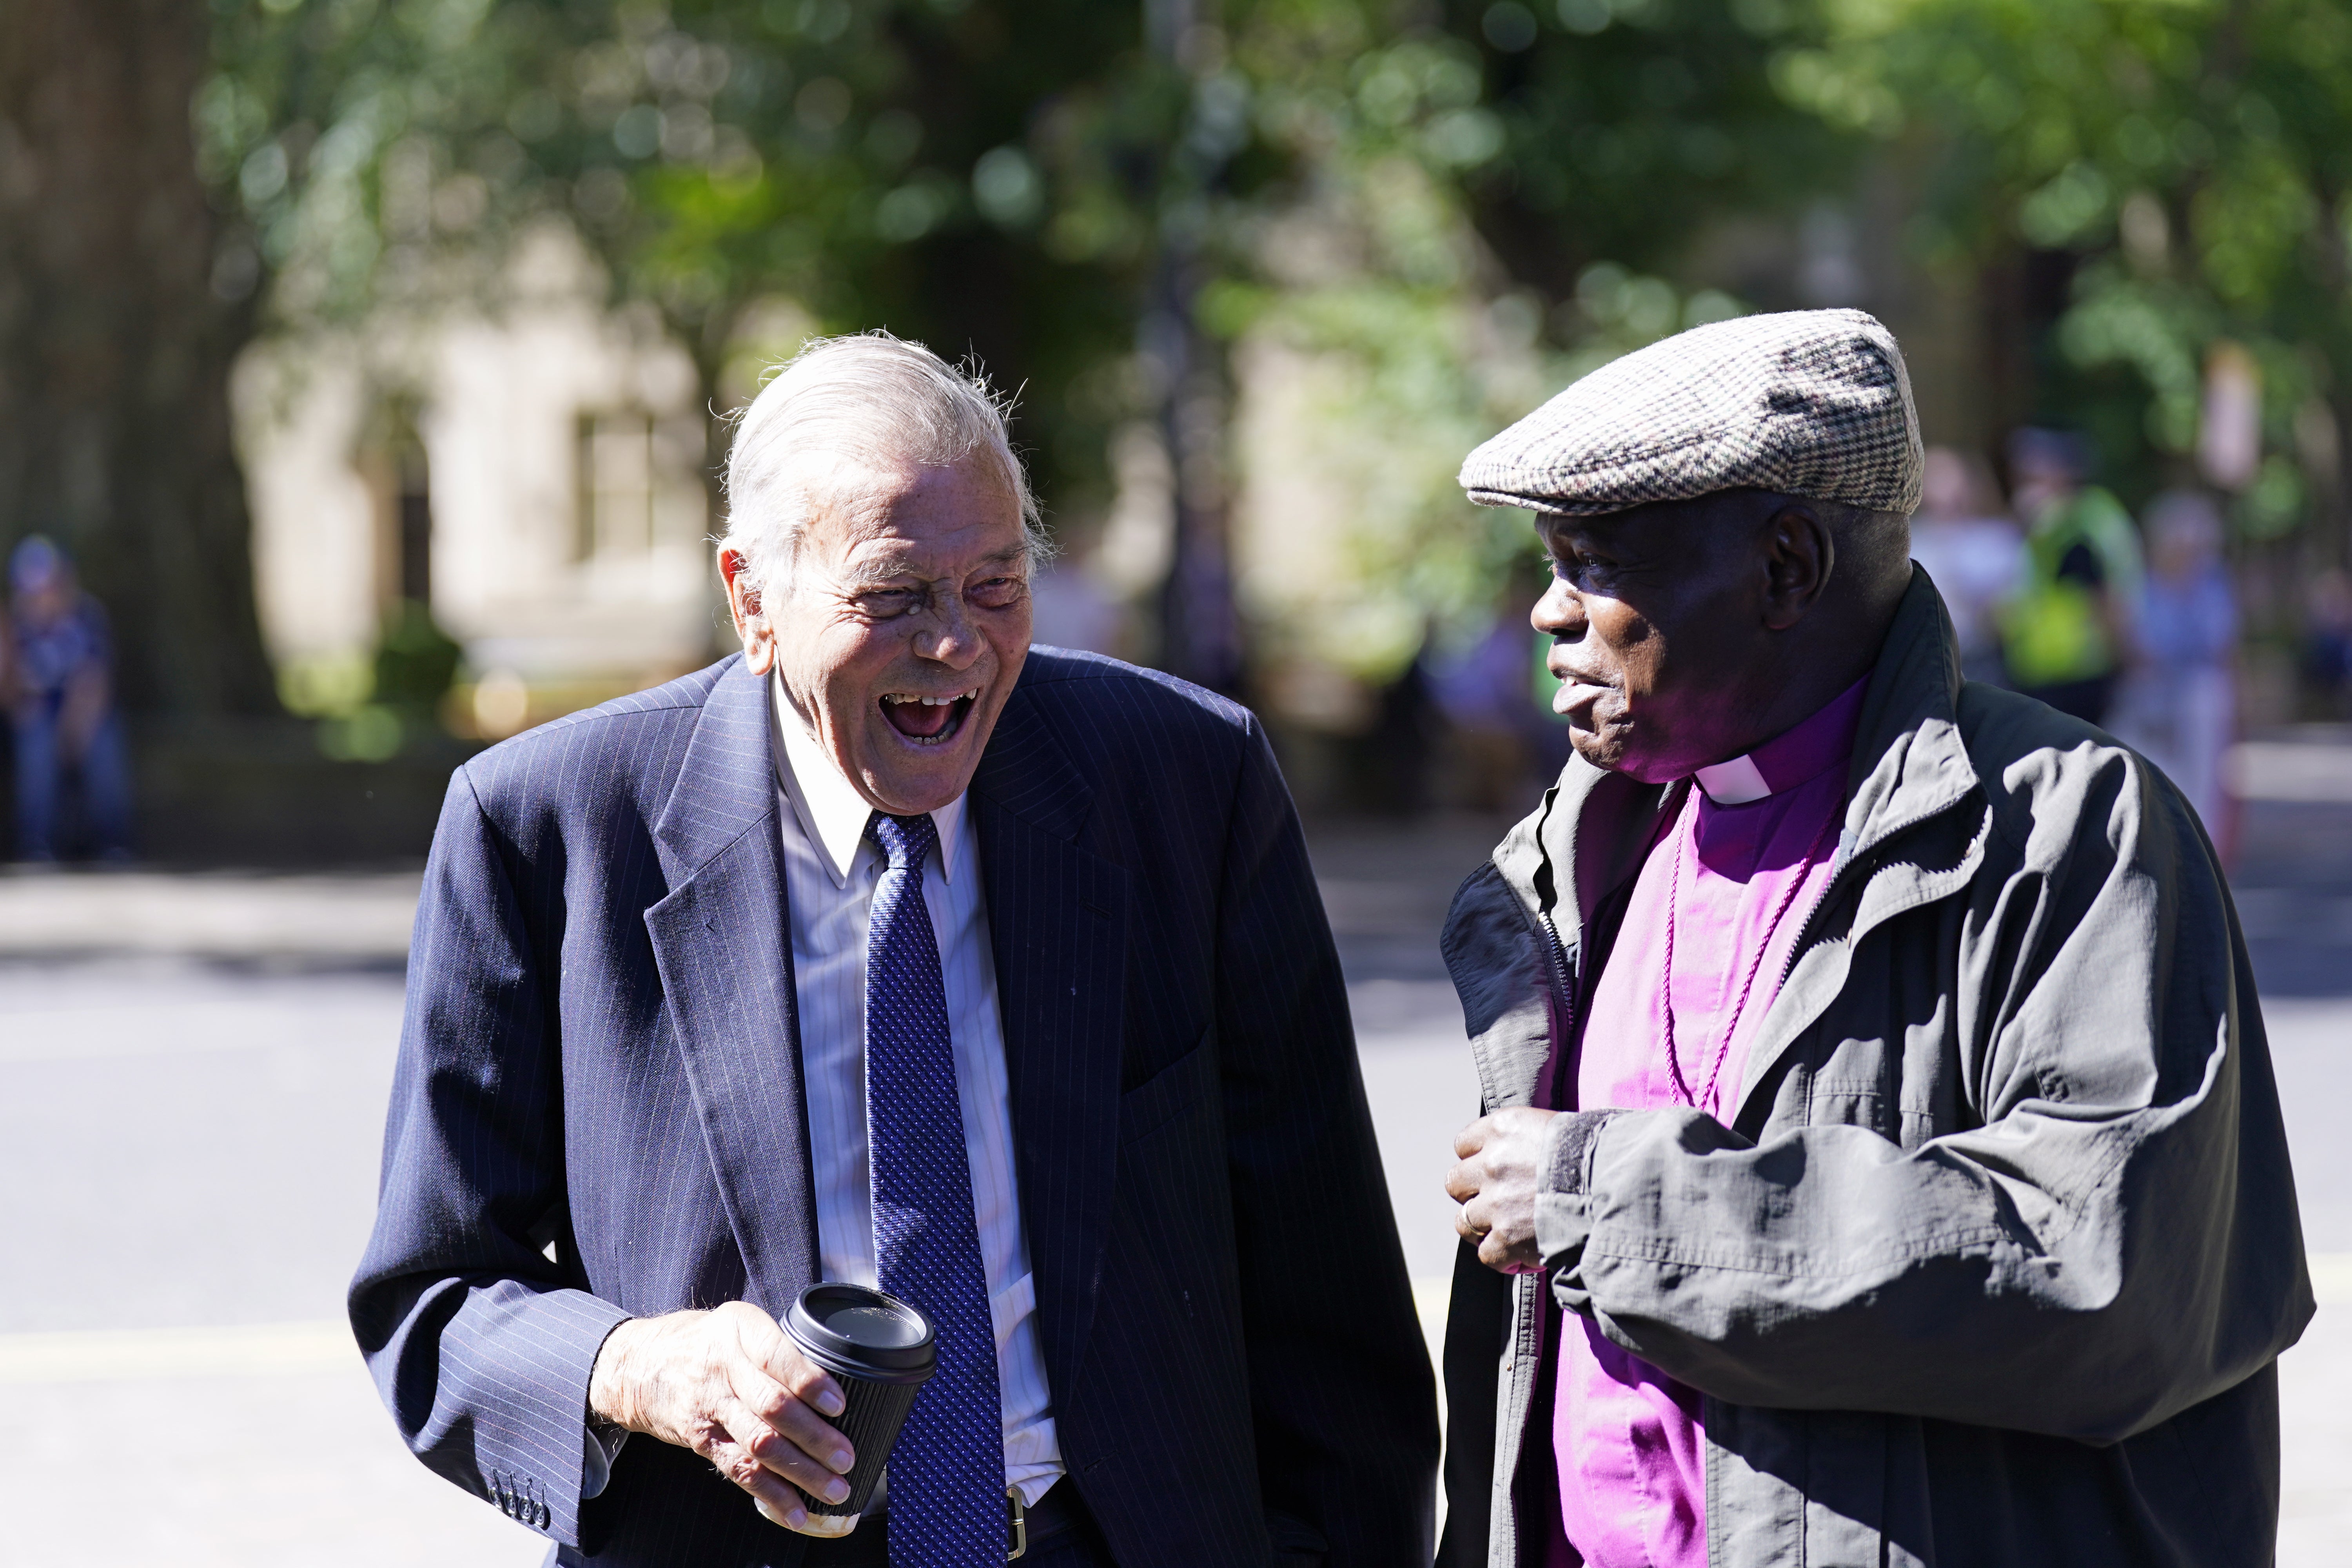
[816,1390,845,1417]
[830,1449,853,1474]
[824,1477,850,1504]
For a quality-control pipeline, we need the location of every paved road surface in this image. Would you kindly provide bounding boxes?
[0,791,2345,1563]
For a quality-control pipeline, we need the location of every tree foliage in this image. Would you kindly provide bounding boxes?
[201,0,1313,517]
[194,0,2352,701]
[1794,0,2352,536]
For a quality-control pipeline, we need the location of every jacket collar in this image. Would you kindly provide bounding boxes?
[1835,566,1979,866]
[644,655,824,1317]
[1722,570,1986,1118]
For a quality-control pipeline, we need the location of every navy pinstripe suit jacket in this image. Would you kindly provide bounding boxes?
[352,649,1438,1567]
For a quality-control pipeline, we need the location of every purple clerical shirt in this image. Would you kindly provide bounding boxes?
[1547,679,1866,1568]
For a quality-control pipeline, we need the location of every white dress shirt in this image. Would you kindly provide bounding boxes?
[769,670,1064,1507]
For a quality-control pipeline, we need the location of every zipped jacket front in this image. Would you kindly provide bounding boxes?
[1436,570,2312,1568]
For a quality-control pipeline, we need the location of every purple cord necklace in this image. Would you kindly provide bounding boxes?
[1659,785,1838,1112]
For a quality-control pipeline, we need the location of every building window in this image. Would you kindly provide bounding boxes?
[577,410,658,561]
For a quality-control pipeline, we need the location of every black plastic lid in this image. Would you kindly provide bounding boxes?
[786,1283,936,1375]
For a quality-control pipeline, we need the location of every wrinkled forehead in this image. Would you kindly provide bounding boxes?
[790,450,1026,577]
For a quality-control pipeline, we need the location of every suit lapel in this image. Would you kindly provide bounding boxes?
[643,656,822,1316]
[970,688,1129,1405]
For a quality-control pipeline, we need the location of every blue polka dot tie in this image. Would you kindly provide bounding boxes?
[863,812,1004,1568]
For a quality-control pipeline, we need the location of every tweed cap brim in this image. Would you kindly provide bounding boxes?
[1459,307,1923,518]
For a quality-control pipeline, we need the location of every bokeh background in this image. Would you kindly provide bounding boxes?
[3,1,2352,1562]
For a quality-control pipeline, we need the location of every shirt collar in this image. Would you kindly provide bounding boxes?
[1691,677,1869,806]
[769,666,965,889]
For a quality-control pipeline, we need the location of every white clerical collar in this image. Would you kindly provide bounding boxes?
[769,667,965,889]
[1689,678,1872,807]
[1692,753,1772,806]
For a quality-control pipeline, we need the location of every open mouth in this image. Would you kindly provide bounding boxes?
[880,688,980,746]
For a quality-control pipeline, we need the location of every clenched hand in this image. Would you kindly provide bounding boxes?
[1446,1107,1559,1274]
[588,1301,860,1536]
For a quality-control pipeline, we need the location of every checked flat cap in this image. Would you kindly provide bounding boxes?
[1459,308,1923,517]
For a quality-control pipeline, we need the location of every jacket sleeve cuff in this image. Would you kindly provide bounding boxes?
[1543,1109,1614,1197]
[1535,1111,1614,1308]
[578,1313,634,1503]
[393,1282,632,1546]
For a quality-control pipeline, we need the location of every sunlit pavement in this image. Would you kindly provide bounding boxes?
[0,791,2347,1563]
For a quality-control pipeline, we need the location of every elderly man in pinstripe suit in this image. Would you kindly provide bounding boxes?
[352,333,1437,1568]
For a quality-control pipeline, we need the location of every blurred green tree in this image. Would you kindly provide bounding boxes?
[1790,0,2352,548]
[194,0,1894,702]
[0,0,278,714]
[200,0,1262,539]
[1189,0,1857,692]
[1450,0,1859,305]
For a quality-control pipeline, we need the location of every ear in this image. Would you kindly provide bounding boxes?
[1760,503,1833,632]
[718,546,779,675]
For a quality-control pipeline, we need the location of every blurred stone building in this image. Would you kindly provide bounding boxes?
[232,228,720,744]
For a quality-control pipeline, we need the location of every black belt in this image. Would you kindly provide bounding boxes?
[800,1481,1084,1565]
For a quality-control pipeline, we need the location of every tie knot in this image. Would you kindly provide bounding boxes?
[866,811,938,873]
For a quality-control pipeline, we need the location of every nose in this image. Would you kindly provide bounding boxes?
[915,593,986,670]
[1531,577,1585,640]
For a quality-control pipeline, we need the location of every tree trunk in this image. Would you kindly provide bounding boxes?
[0,0,275,714]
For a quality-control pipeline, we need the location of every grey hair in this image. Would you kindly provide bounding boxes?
[719,330,1045,594]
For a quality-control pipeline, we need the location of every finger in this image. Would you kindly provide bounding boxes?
[1443,1161,1481,1203]
[734,1444,851,1535]
[756,1494,862,1538]
[766,1337,848,1422]
[719,1395,853,1504]
[1479,1230,1532,1274]
[732,1363,855,1474]
[1453,1119,1491,1159]
[1453,1201,1483,1242]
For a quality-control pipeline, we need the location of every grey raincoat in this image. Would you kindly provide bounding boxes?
[1436,571,2313,1568]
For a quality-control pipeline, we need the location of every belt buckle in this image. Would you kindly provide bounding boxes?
[1005,1486,1027,1562]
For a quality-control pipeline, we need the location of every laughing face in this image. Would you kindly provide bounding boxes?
[722,451,1032,816]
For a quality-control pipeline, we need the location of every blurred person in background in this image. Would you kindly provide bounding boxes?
[1436,311,2306,1568]
[6,535,131,861]
[2113,490,2238,850]
[2304,569,2352,719]
[1435,567,1575,812]
[1998,427,2143,725]
[1905,446,2024,687]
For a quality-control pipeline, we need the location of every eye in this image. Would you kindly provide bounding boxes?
[858,588,925,619]
[1548,542,1613,588]
[968,575,1025,610]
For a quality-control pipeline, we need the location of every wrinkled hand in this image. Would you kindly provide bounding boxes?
[588,1301,859,1536]
[1446,1107,1558,1274]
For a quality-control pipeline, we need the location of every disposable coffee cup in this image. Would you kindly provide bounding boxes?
[783,1283,937,1518]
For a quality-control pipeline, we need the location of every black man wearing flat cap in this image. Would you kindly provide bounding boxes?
[1436,309,2310,1568]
